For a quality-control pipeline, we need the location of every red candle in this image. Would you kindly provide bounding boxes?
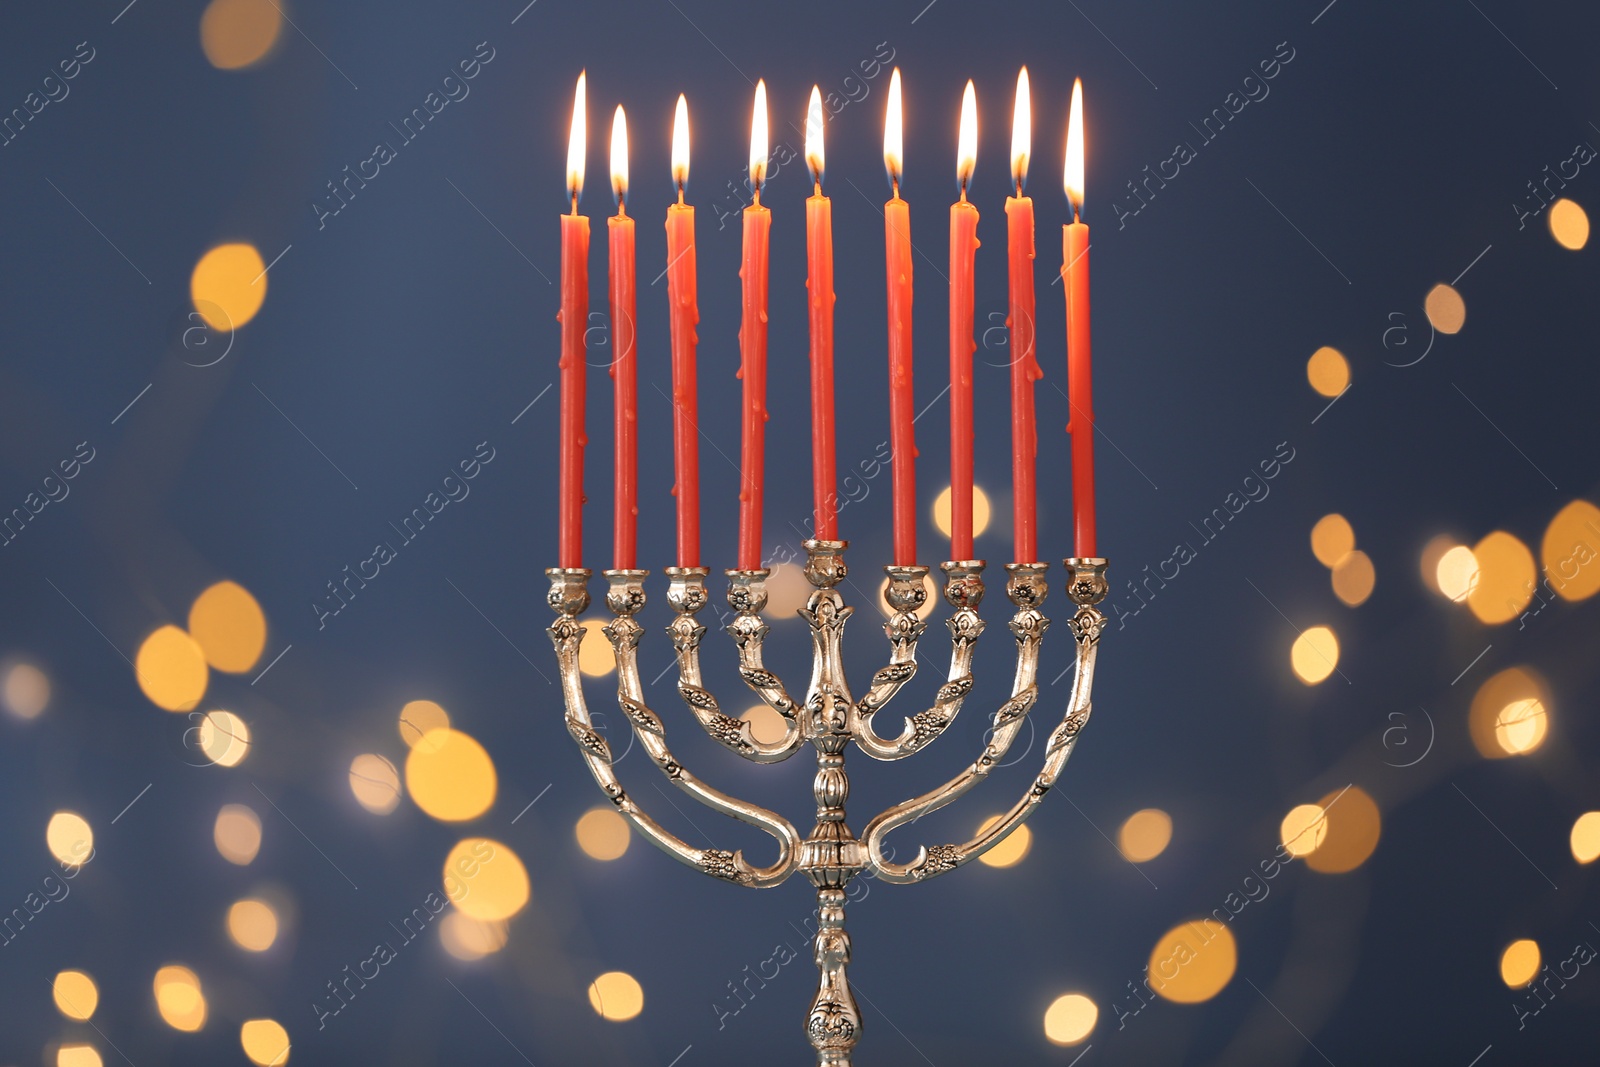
[558,71,590,570]
[883,68,918,567]
[737,80,771,571]
[1063,78,1097,557]
[608,105,637,571]
[1007,67,1043,565]
[948,80,979,562]
[665,94,701,568]
[804,87,838,542]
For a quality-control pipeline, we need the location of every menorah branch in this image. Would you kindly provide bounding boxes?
[547,567,802,889]
[862,559,1107,884]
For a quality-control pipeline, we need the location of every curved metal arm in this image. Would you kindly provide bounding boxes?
[850,560,987,761]
[862,559,1107,884]
[546,568,800,889]
[667,567,805,763]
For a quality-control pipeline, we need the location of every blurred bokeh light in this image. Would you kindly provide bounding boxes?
[1042,992,1097,1045]
[1424,283,1466,334]
[349,753,402,815]
[1303,786,1381,873]
[188,581,267,673]
[227,898,279,952]
[46,811,93,867]
[440,911,510,961]
[1540,499,1600,601]
[1310,513,1354,568]
[135,625,209,711]
[199,0,283,70]
[405,728,497,822]
[398,699,451,747]
[1117,808,1172,862]
[443,837,529,921]
[588,970,644,1021]
[577,620,617,676]
[52,970,98,1020]
[153,964,207,1031]
[932,483,993,538]
[1305,346,1349,398]
[1499,939,1541,988]
[190,243,267,332]
[975,815,1032,868]
[1470,667,1551,759]
[1331,549,1375,607]
[1570,812,1600,864]
[575,807,631,861]
[214,804,262,865]
[1290,626,1339,685]
[1467,531,1535,624]
[1548,198,1589,250]
[1,658,50,719]
[239,1017,291,1065]
[1147,920,1236,1003]
[741,704,789,744]
[197,709,251,767]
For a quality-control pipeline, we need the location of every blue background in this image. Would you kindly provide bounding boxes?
[2,0,1598,1063]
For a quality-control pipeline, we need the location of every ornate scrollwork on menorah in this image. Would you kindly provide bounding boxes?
[547,543,1109,1065]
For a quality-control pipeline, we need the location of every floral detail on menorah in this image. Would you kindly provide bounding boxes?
[547,65,1108,1066]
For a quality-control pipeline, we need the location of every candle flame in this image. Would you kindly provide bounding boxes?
[884,67,904,190]
[672,93,690,192]
[610,105,628,208]
[1065,77,1085,213]
[806,85,825,188]
[1011,66,1031,192]
[748,79,769,195]
[566,70,586,207]
[956,79,977,191]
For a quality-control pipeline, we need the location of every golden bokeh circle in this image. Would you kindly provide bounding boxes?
[1304,786,1381,874]
[976,815,1032,868]
[1493,697,1548,756]
[763,562,813,620]
[1280,803,1328,858]
[200,0,283,70]
[1043,992,1098,1045]
[349,753,402,815]
[1305,346,1350,398]
[188,581,267,673]
[154,964,207,1031]
[1147,920,1236,1003]
[399,699,452,747]
[52,970,99,1020]
[1435,545,1480,603]
[1500,939,1541,988]
[135,625,209,712]
[240,1017,291,1066]
[1540,500,1600,601]
[740,704,789,745]
[444,837,530,922]
[228,898,279,952]
[932,484,993,539]
[1290,626,1339,685]
[214,803,262,865]
[1467,531,1535,624]
[191,243,268,331]
[1570,812,1600,864]
[405,728,497,822]
[578,619,617,676]
[1424,283,1466,334]
[2,660,51,719]
[1469,666,1550,759]
[1310,513,1354,568]
[47,811,94,868]
[57,1047,102,1067]
[197,709,251,767]
[1419,534,1458,595]
[1118,808,1173,863]
[1331,550,1376,607]
[588,970,645,1021]
[1548,198,1589,250]
[576,807,631,861]
[440,911,510,960]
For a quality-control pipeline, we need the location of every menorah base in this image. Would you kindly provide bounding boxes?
[546,542,1109,1063]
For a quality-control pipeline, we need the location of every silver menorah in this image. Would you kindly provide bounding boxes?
[546,540,1109,1064]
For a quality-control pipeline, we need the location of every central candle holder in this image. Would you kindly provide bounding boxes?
[547,542,1109,1064]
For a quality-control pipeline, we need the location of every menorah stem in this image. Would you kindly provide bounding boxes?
[806,884,859,1066]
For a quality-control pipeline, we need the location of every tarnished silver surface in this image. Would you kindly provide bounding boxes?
[549,549,1111,1065]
